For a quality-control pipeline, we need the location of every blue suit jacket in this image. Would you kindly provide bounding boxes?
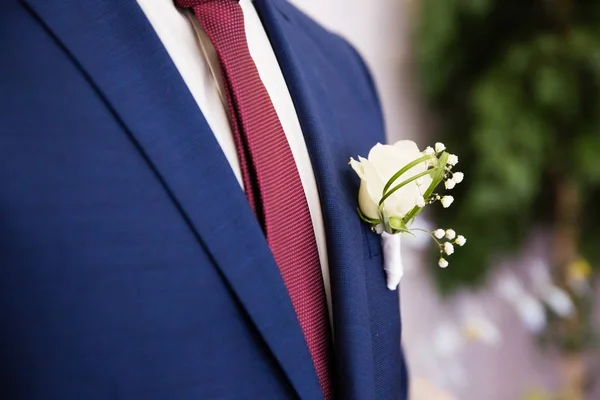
[0,0,408,398]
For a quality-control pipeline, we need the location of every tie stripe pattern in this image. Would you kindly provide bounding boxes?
[174,1,334,398]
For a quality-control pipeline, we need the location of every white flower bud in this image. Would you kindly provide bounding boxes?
[423,146,435,156]
[443,242,454,255]
[439,258,449,268]
[445,229,456,240]
[444,179,456,190]
[435,142,446,153]
[455,235,466,246]
[434,229,445,239]
[452,172,464,184]
[447,154,459,166]
[416,195,426,208]
[441,196,454,208]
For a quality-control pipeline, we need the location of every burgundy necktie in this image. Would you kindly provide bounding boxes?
[174,1,334,397]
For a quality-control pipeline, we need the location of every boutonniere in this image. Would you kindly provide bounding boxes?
[350,140,466,290]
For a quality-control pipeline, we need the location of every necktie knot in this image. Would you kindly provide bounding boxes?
[175,0,237,8]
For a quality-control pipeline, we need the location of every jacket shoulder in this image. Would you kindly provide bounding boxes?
[271,0,384,130]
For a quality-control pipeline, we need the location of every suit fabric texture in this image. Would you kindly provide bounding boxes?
[0,0,408,398]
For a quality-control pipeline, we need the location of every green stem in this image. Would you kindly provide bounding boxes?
[381,154,437,195]
[402,205,423,224]
[379,169,437,207]
[412,228,443,245]
[423,152,449,200]
[401,153,450,224]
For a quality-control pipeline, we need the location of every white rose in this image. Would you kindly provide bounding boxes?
[350,141,432,220]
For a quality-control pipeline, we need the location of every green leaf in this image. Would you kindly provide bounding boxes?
[357,207,380,226]
[461,0,492,15]
[572,133,600,184]
[389,217,412,234]
[533,64,578,118]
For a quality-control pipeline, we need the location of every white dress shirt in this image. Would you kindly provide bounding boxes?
[135,0,332,321]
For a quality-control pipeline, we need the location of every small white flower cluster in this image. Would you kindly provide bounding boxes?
[440,143,464,191]
[424,142,448,155]
[444,171,463,190]
[432,228,466,268]
[409,142,467,269]
[422,142,464,209]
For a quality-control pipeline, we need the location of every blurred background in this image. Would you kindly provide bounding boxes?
[290,1,600,399]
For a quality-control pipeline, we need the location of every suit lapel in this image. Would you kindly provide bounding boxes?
[254,1,379,398]
[20,0,322,398]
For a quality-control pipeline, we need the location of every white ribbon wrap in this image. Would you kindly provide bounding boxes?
[381,231,404,290]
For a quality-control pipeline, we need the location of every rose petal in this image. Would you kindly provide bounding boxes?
[349,157,365,179]
[368,143,409,183]
[359,158,387,214]
[392,140,421,156]
[358,181,380,220]
[394,140,433,191]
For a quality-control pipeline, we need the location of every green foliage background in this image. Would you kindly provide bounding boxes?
[415,0,600,292]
